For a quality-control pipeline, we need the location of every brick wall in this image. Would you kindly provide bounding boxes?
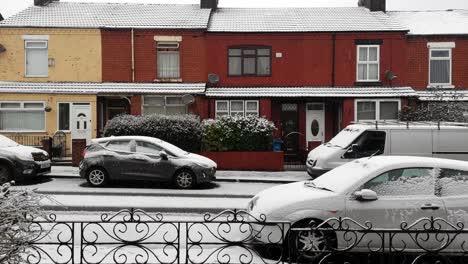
[102,29,207,83]
[405,36,468,90]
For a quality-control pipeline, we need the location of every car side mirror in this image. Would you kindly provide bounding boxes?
[160,150,168,160]
[354,189,378,201]
[342,144,359,159]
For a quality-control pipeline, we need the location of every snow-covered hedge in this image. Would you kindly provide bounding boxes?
[103,115,202,152]
[0,182,43,263]
[202,115,276,152]
[399,102,467,122]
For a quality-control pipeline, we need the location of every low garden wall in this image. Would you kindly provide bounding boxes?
[201,151,284,171]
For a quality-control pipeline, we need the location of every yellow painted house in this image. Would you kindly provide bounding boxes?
[0,27,101,155]
[0,0,210,158]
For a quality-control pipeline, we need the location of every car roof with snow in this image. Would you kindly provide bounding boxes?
[353,156,468,171]
[92,136,162,143]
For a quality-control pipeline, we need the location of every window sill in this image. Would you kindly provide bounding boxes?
[427,85,455,89]
[154,78,182,83]
[25,75,49,78]
[354,81,382,87]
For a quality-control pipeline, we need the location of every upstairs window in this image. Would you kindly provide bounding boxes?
[157,42,180,79]
[357,45,379,82]
[429,49,451,86]
[25,40,48,77]
[228,47,271,76]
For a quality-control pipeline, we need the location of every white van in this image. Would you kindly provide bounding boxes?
[306,121,468,177]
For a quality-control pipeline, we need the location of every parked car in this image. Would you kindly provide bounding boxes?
[79,136,217,189]
[307,122,468,177]
[248,156,468,260]
[0,135,51,183]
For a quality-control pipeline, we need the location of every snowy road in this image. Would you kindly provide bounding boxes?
[12,177,284,213]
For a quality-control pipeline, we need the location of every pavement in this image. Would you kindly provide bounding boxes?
[49,166,311,183]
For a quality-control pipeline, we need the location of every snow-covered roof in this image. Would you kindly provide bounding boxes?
[205,86,416,98]
[388,10,468,35]
[417,90,468,101]
[0,2,212,29]
[0,82,206,94]
[208,7,407,32]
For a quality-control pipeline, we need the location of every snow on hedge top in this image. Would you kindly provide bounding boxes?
[388,10,468,35]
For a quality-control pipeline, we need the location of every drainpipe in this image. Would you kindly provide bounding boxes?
[331,33,336,87]
[131,28,135,82]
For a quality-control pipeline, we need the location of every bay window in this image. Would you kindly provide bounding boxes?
[0,102,45,131]
[356,100,400,121]
[215,100,259,117]
[143,96,186,115]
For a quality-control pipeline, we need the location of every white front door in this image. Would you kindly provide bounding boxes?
[306,103,325,143]
[71,103,92,144]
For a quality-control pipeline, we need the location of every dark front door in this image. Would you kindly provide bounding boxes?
[281,103,299,162]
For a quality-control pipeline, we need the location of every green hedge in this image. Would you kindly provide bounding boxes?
[202,115,276,152]
[103,114,202,153]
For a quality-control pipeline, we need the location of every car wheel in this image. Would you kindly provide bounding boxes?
[0,164,12,184]
[173,169,195,189]
[86,167,108,187]
[288,219,337,263]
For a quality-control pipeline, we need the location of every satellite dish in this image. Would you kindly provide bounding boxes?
[208,73,220,84]
[385,70,397,81]
[182,94,195,104]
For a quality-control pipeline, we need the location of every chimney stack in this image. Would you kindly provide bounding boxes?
[34,0,58,6]
[200,0,218,9]
[358,0,386,12]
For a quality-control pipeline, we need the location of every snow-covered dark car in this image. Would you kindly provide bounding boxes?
[0,135,51,183]
[79,136,217,189]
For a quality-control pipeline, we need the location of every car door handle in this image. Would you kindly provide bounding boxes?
[420,204,440,210]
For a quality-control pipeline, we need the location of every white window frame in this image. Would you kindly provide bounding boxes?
[354,99,401,121]
[57,102,72,132]
[245,100,259,116]
[428,47,453,88]
[215,100,229,118]
[24,40,48,78]
[142,95,187,115]
[356,45,380,82]
[230,100,245,116]
[0,101,46,132]
[156,41,180,79]
[215,100,259,118]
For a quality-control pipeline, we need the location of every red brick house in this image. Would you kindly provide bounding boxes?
[389,10,468,108]
[204,3,416,161]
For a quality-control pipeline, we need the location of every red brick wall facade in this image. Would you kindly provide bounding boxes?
[102,29,207,83]
[405,36,468,90]
[205,32,407,87]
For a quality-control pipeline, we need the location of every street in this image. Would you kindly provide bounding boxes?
[12,176,286,213]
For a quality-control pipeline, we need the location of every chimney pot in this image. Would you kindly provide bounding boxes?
[200,0,218,9]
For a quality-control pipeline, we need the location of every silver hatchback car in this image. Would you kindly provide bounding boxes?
[79,136,217,189]
[249,156,468,259]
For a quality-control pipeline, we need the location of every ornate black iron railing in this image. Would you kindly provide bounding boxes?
[6,209,468,264]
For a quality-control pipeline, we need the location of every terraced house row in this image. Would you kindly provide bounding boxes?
[0,0,467,163]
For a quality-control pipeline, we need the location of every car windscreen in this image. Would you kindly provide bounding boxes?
[0,135,19,147]
[158,141,188,157]
[310,160,374,193]
[327,127,363,148]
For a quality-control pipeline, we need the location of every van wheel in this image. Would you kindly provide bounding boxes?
[86,167,108,187]
[0,164,12,184]
[288,219,337,263]
[173,169,195,189]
